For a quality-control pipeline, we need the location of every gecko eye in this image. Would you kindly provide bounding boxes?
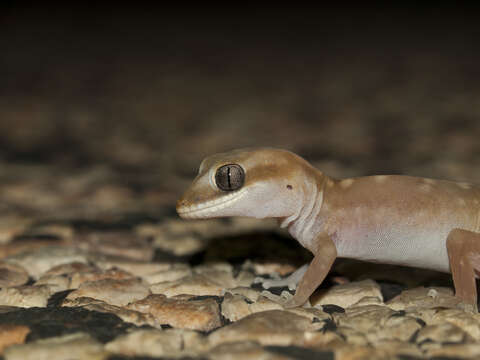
[215,164,245,191]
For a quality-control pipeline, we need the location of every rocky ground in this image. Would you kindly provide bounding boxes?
[1,5,480,360]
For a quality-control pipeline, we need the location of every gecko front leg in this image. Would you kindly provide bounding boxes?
[283,234,337,308]
[447,228,480,312]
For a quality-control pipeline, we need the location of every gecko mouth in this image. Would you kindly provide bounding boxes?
[176,188,248,219]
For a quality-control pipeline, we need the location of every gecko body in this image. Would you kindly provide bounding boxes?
[176,148,480,311]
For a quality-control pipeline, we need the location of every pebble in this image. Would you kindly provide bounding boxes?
[150,273,223,297]
[128,294,222,332]
[416,323,471,345]
[75,231,154,261]
[312,279,383,309]
[143,263,192,284]
[105,328,207,358]
[386,286,460,311]
[3,332,105,360]
[65,278,150,306]
[208,310,315,347]
[0,285,53,308]
[5,246,90,280]
[0,262,29,288]
[0,216,33,245]
[69,268,135,288]
[209,341,284,360]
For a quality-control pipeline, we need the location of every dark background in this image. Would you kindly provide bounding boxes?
[1,5,479,212]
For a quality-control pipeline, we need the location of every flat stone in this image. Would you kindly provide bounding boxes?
[44,262,97,276]
[251,262,298,277]
[105,328,208,358]
[0,324,30,354]
[143,263,192,285]
[25,224,74,241]
[95,259,172,278]
[65,278,150,306]
[150,273,223,297]
[222,293,252,322]
[312,280,383,309]
[386,286,460,311]
[226,287,261,302]
[416,323,471,345]
[430,308,480,341]
[3,332,106,360]
[0,285,52,308]
[62,297,159,328]
[372,314,423,343]
[69,268,135,288]
[209,341,286,360]
[128,294,222,332]
[426,344,480,359]
[0,239,65,260]
[5,246,89,279]
[0,215,33,245]
[336,326,369,346]
[35,274,70,293]
[75,231,154,261]
[152,232,206,256]
[208,310,315,347]
[0,262,29,288]
[334,305,395,334]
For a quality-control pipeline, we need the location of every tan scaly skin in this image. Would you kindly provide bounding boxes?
[176,147,480,311]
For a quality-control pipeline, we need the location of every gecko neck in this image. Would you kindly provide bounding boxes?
[279,172,328,253]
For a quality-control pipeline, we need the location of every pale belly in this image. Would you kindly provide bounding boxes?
[335,224,452,273]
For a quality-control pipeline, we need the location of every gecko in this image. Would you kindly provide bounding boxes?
[176,147,480,311]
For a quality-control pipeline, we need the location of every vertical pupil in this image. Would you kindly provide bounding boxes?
[227,166,231,189]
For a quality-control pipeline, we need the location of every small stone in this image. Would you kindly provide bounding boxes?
[44,262,96,276]
[0,324,30,354]
[0,262,29,288]
[128,294,222,332]
[152,232,206,256]
[208,310,314,347]
[368,339,424,358]
[26,224,74,241]
[209,341,280,360]
[312,280,383,309]
[75,231,154,261]
[374,315,423,342]
[0,285,53,308]
[336,326,369,346]
[105,328,207,358]
[386,286,459,311]
[247,295,284,314]
[426,344,480,359]
[3,332,105,360]
[95,259,172,278]
[221,293,252,322]
[65,278,150,306]
[430,308,480,341]
[251,262,298,277]
[69,268,135,289]
[334,305,395,334]
[226,287,261,302]
[62,297,159,328]
[5,246,89,280]
[0,216,33,245]
[150,273,223,297]
[35,275,70,293]
[143,263,192,285]
[416,323,471,346]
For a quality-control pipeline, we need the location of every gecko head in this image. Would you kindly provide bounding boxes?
[176,147,320,220]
